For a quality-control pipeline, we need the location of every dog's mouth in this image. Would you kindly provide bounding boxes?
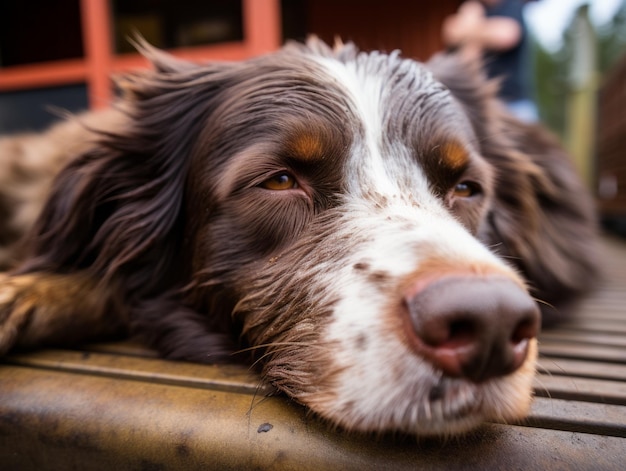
[425,377,480,422]
[298,333,538,436]
[383,376,486,437]
[389,368,531,437]
[403,338,538,436]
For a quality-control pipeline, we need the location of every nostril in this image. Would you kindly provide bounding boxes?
[418,316,477,348]
[511,338,530,365]
[511,316,540,344]
[425,317,476,350]
[448,318,477,346]
[508,313,540,372]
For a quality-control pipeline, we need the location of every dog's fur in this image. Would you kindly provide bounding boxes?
[0,39,597,436]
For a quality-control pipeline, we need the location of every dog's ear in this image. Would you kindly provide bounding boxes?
[483,117,599,323]
[9,48,246,360]
[18,48,235,298]
[427,53,599,323]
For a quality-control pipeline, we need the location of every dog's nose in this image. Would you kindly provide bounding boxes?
[404,276,540,382]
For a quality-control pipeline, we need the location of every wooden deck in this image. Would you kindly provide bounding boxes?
[1,236,625,470]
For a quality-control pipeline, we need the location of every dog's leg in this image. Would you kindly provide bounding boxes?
[0,271,128,354]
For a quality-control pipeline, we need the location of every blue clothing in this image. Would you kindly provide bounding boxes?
[505,98,539,123]
[483,0,532,104]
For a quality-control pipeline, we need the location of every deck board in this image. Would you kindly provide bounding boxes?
[537,357,626,381]
[1,235,625,469]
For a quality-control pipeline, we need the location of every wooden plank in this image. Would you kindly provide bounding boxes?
[534,374,626,405]
[5,349,270,396]
[540,331,626,348]
[80,0,114,108]
[0,59,87,90]
[524,397,626,438]
[546,319,626,335]
[1,366,625,471]
[17,349,626,418]
[84,339,159,358]
[538,343,626,363]
[242,0,282,56]
[566,308,626,322]
[576,295,626,307]
[538,357,626,382]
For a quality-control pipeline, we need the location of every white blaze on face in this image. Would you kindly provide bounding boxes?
[313,52,462,212]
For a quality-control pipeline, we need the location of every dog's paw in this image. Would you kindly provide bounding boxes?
[0,271,128,356]
[0,274,38,355]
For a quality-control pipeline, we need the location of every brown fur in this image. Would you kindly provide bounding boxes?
[0,39,599,433]
[427,53,599,322]
[0,109,126,268]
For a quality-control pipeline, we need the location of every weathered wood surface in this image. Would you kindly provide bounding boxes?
[1,236,625,470]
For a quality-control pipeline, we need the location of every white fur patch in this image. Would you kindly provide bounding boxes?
[303,55,537,435]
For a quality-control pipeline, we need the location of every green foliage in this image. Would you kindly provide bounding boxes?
[531,38,568,136]
[597,0,626,73]
[530,0,626,138]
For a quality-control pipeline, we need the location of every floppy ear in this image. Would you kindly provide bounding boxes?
[9,46,244,359]
[19,46,228,293]
[427,53,599,324]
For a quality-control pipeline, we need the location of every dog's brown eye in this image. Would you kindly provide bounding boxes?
[454,181,481,198]
[261,173,298,191]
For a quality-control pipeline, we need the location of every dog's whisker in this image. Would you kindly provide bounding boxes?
[532,374,552,399]
[244,344,319,372]
[532,296,555,310]
[232,341,330,356]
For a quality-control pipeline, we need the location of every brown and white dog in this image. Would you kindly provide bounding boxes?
[0,39,597,436]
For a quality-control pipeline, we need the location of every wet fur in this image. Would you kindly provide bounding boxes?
[0,39,598,435]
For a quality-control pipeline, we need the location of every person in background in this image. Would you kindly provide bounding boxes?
[442,0,539,122]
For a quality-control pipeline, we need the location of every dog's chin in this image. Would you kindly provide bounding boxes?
[299,340,537,437]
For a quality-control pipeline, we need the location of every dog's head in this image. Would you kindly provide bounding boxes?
[24,38,597,436]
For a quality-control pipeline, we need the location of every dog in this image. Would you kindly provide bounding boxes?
[0,38,598,436]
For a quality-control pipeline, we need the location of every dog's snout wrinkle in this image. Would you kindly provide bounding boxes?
[404,275,540,383]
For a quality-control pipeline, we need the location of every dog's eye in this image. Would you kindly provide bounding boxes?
[453,181,481,198]
[261,173,298,191]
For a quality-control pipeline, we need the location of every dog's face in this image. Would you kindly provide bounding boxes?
[174,43,539,435]
[13,39,596,437]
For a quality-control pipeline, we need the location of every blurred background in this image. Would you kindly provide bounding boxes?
[0,0,625,233]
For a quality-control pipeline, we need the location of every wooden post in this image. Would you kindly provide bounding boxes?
[80,0,113,109]
[243,0,282,56]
